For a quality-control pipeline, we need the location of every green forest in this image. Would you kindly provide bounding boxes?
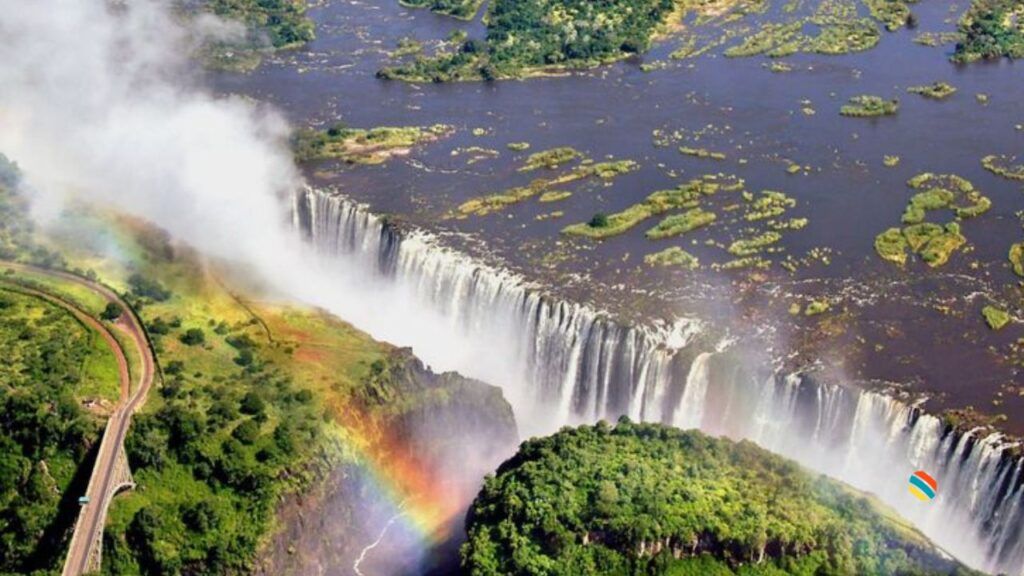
[379,0,678,81]
[953,0,1024,61]
[462,420,980,575]
[0,291,106,575]
[206,0,314,48]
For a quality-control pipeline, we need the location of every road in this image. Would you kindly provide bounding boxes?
[0,263,156,576]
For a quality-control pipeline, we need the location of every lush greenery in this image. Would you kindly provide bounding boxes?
[0,289,109,574]
[952,0,1024,62]
[463,421,980,575]
[379,0,678,81]
[292,124,453,164]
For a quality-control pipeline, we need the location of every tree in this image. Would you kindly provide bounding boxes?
[232,420,260,445]
[180,328,205,346]
[100,302,123,321]
[128,273,171,302]
[240,392,266,416]
[589,213,610,228]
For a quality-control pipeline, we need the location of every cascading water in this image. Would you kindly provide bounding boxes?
[293,187,1024,576]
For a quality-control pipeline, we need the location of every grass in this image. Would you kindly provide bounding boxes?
[643,247,700,268]
[0,285,121,404]
[840,95,899,117]
[908,82,957,99]
[507,142,531,151]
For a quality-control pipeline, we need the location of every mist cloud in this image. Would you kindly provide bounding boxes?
[0,0,513,376]
[0,1,298,268]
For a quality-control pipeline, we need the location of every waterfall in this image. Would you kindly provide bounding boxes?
[293,188,1024,576]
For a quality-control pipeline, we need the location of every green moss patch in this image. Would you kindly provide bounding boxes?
[983,305,1011,330]
[875,174,988,268]
[982,154,1024,181]
[1009,242,1024,277]
[908,82,957,99]
[644,247,700,268]
[840,95,899,117]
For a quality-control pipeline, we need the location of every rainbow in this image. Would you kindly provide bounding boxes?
[908,470,938,501]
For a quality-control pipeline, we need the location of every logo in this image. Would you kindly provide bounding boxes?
[908,470,938,501]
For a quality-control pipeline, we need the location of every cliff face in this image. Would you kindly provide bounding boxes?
[256,348,518,576]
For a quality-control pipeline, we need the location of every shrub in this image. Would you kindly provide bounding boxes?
[589,213,610,228]
[179,328,205,346]
[100,302,123,321]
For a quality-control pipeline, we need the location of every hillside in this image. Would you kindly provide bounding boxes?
[0,155,517,574]
[462,421,981,576]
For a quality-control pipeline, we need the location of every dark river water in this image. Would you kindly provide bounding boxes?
[211,0,1024,431]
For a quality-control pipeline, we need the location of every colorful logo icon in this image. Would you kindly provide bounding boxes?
[909,470,938,501]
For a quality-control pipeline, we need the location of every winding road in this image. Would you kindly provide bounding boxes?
[0,262,156,576]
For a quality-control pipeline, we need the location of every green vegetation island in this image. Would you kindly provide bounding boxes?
[378,0,680,81]
[197,0,316,71]
[293,123,454,164]
[462,421,982,575]
[953,0,1024,61]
